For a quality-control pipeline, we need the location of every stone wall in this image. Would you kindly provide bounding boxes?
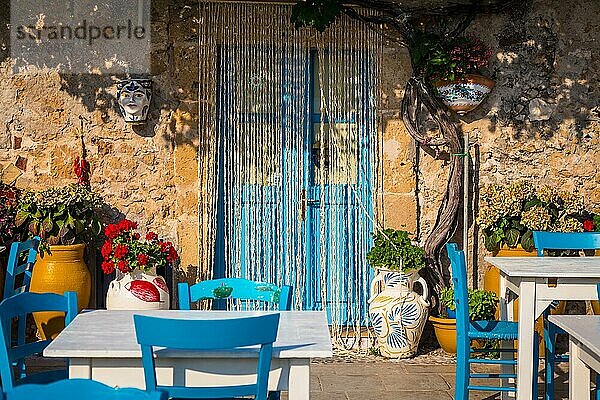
[0,1,201,292]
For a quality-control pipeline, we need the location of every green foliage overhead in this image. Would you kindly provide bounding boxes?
[412,31,492,83]
[366,228,425,273]
[291,0,342,32]
[439,287,498,321]
[15,184,103,253]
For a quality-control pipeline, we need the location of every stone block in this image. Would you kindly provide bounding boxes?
[168,3,199,42]
[1,164,22,184]
[379,47,412,111]
[176,217,198,269]
[346,391,452,400]
[319,374,384,392]
[172,43,199,101]
[380,193,417,233]
[379,373,450,391]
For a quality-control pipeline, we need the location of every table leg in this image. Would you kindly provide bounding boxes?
[499,273,514,399]
[68,358,92,379]
[288,359,310,400]
[569,337,591,400]
[517,280,536,400]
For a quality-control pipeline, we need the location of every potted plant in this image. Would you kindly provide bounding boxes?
[102,219,177,310]
[478,182,590,296]
[0,183,22,292]
[14,183,103,339]
[367,229,430,358]
[412,31,495,114]
[430,287,498,354]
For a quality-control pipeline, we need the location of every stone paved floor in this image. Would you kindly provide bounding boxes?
[29,354,578,399]
[301,358,573,400]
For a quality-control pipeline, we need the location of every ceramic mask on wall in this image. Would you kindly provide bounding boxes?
[117,79,152,123]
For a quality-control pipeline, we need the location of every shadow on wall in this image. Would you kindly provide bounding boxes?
[0,2,199,152]
[464,2,600,140]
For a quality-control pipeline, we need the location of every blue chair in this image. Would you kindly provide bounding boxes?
[533,231,600,400]
[133,313,280,400]
[0,291,77,391]
[178,278,292,311]
[447,243,539,399]
[2,237,40,300]
[2,378,167,400]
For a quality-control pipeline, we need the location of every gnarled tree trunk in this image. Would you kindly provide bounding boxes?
[401,77,463,307]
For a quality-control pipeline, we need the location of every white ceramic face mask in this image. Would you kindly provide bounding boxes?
[117,79,152,123]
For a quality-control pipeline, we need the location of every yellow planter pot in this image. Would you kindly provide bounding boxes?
[30,244,91,340]
[430,316,457,354]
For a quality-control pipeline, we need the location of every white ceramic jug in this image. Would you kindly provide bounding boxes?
[368,268,429,358]
[106,271,170,310]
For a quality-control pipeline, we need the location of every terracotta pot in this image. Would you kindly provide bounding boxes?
[30,244,91,340]
[429,316,457,354]
[106,271,170,310]
[434,74,495,114]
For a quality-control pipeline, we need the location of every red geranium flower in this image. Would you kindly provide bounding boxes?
[101,241,113,258]
[101,261,115,274]
[117,260,131,273]
[584,220,594,232]
[118,219,138,232]
[104,224,120,240]
[137,254,149,266]
[113,244,129,259]
[146,232,158,241]
[166,246,179,263]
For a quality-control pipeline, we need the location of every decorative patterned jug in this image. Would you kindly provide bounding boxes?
[106,271,170,310]
[368,268,429,358]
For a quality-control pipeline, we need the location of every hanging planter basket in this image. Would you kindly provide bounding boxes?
[434,74,495,115]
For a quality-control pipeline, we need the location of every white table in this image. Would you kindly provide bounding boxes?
[44,310,333,400]
[485,257,600,400]
[549,315,600,399]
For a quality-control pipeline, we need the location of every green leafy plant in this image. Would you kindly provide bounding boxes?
[440,287,498,321]
[291,0,341,32]
[15,184,103,253]
[412,31,492,83]
[477,182,593,253]
[366,229,425,273]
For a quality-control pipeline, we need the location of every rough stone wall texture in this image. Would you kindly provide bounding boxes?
[0,1,200,288]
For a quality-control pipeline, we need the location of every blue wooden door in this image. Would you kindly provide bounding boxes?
[215,46,374,325]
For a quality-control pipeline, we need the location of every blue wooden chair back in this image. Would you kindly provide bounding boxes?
[2,379,167,400]
[0,291,77,391]
[134,313,280,400]
[533,231,600,256]
[446,244,470,349]
[2,237,40,300]
[178,278,292,311]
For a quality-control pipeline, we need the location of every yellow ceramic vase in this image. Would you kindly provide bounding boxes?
[30,244,91,339]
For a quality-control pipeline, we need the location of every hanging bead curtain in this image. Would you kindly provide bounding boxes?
[198,2,382,349]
